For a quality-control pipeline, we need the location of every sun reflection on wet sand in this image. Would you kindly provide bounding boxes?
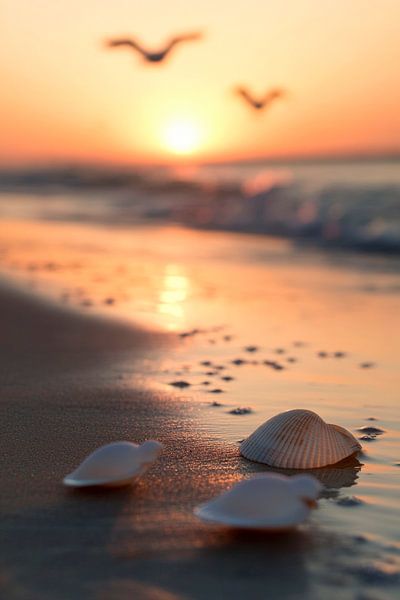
[157,266,190,330]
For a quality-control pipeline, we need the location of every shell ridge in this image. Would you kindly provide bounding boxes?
[301,412,321,468]
[326,424,346,465]
[284,411,313,468]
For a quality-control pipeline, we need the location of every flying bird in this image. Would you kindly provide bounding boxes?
[235,87,286,111]
[105,32,203,64]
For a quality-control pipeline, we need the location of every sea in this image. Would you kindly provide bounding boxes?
[0,156,399,252]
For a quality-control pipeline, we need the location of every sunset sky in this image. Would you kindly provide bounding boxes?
[1,0,400,166]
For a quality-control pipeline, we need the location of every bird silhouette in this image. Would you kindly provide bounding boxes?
[235,87,286,111]
[105,32,203,64]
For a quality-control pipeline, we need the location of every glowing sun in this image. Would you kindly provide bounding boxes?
[163,119,201,155]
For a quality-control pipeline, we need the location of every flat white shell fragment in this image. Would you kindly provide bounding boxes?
[195,473,321,530]
[63,440,163,488]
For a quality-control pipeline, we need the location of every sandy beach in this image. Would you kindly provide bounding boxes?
[0,282,320,600]
[1,215,399,600]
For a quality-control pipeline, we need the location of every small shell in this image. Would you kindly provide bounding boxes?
[63,440,163,488]
[194,473,321,530]
[240,409,361,469]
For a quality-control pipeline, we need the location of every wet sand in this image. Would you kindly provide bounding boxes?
[1,222,400,599]
[0,283,379,600]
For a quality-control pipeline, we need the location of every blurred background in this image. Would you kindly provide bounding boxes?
[1,0,399,254]
[2,0,399,164]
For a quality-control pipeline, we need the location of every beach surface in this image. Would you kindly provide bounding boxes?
[0,282,322,600]
[1,218,400,600]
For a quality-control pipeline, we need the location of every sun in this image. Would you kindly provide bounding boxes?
[163,119,201,155]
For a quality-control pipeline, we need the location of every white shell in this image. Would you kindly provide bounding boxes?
[194,473,321,530]
[240,409,361,469]
[63,440,163,488]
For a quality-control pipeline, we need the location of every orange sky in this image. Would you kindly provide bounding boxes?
[1,0,400,165]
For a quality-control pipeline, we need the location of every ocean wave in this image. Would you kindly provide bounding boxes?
[170,181,400,252]
[132,171,400,252]
[1,165,400,253]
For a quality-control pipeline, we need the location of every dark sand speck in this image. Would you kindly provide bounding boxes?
[169,380,191,389]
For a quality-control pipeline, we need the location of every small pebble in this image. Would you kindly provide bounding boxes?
[231,359,246,366]
[318,351,328,358]
[244,346,258,353]
[200,361,212,367]
[336,496,364,507]
[275,348,285,354]
[359,435,376,442]
[205,371,217,376]
[210,401,223,407]
[169,380,191,389]
[360,362,375,369]
[334,351,346,358]
[221,376,234,381]
[209,389,224,394]
[366,417,378,421]
[263,360,285,371]
[201,381,210,386]
[179,329,199,338]
[286,357,297,363]
[357,426,385,436]
[223,335,232,342]
[229,407,252,415]
[104,297,115,305]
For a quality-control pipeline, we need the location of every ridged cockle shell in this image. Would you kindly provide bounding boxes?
[240,409,361,469]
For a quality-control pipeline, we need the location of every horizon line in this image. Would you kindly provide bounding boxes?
[1,148,400,172]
